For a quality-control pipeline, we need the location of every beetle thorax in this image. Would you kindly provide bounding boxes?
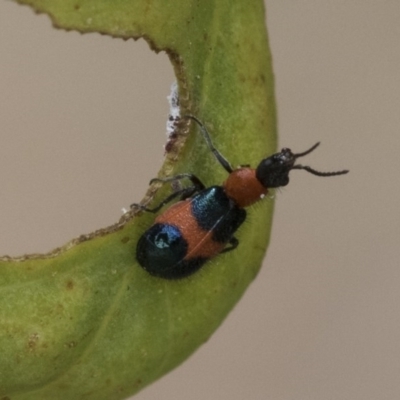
[223,168,268,208]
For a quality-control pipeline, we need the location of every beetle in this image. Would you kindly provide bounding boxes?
[134,116,348,279]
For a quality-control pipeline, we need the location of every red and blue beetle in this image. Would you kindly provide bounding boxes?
[134,116,348,279]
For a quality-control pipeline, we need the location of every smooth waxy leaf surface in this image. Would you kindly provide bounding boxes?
[2,0,276,398]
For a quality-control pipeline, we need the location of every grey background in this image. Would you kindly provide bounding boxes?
[1,1,400,399]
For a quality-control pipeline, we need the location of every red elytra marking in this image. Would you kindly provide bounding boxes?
[155,201,225,259]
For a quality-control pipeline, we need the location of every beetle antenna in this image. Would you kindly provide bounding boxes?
[292,142,349,176]
[294,142,320,158]
[184,115,233,173]
[291,164,349,177]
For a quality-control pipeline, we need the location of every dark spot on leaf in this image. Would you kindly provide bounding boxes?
[66,280,74,290]
[238,73,246,82]
[121,236,130,244]
[165,132,178,153]
[28,333,39,350]
[133,379,142,389]
[55,303,64,313]
[1,396,11,400]
[74,4,80,10]
[57,383,69,390]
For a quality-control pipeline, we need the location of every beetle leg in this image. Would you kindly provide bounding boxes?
[184,115,234,174]
[150,173,205,190]
[131,173,205,213]
[221,237,239,253]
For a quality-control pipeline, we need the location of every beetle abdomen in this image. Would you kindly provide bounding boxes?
[136,187,246,279]
[136,223,208,279]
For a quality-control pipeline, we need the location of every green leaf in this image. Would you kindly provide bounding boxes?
[2,0,276,399]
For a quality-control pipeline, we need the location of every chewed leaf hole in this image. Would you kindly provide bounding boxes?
[0,2,173,256]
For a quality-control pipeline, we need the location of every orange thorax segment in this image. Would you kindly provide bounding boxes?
[223,168,268,208]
